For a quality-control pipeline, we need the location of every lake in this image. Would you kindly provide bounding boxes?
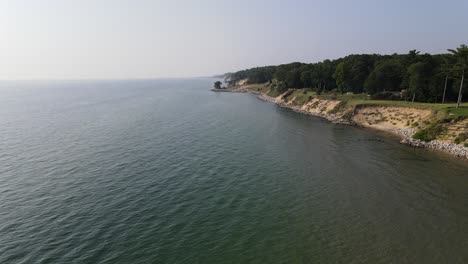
[0,79,467,263]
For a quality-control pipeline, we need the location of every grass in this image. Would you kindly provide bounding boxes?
[243,84,266,92]
[317,93,367,101]
[315,93,468,117]
[348,99,468,111]
[288,89,316,106]
[445,106,468,118]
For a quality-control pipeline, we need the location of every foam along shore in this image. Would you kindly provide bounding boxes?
[215,85,468,160]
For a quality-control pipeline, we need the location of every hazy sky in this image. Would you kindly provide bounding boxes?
[1,0,467,80]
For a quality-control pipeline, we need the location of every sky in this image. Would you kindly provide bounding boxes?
[0,0,467,80]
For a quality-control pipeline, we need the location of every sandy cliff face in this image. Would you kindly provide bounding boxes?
[439,119,468,140]
[351,106,433,134]
[301,98,342,114]
[268,91,352,124]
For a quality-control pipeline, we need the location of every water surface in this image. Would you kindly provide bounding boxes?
[0,79,467,263]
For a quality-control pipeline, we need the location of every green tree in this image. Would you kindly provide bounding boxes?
[285,68,303,88]
[334,62,347,94]
[214,81,222,89]
[223,45,466,103]
[335,55,375,94]
[364,59,404,95]
[448,44,468,108]
[300,70,313,87]
[275,81,288,93]
[439,56,454,103]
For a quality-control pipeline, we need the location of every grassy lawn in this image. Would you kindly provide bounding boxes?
[315,92,468,117]
[289,90,317,106]
[445,106,468,117]
[316,93,367,101]
[347,99,468,115]
[241,84,269,93]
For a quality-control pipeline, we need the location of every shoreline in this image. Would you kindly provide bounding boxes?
[215,88,468,160]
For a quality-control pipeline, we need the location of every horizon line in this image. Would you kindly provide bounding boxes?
[0,76,222,82]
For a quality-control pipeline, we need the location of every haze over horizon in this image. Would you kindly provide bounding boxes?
[1,0,467,80]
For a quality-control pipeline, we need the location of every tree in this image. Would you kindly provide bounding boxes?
[448,44,468,108]
[285,68,302,88]
[334,62,347,94]
[406,50,421,65]
[335,55,376,94]
[224,45,466,104]
[214,81,222,89]
[300,70,313,87]
[405,54,438,102]
[364,59,404,95]
[275,81,288,93]
[407,62,429,102]
[439,56,453,104]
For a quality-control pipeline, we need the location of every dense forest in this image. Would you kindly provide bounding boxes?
[225,45,468,104]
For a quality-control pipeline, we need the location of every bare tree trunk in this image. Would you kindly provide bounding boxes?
[412,92,416,103]
[457,69,465,109]
[442,75,448,104]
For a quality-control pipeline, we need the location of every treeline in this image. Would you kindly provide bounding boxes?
[226,45,468,103]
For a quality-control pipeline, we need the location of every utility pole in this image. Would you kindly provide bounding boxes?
[442,75,448,104]
[457,68,465,109]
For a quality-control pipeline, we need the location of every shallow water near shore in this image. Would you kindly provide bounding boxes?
[1,79,467,263]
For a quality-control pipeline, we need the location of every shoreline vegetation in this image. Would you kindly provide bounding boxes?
[212,45,468,159]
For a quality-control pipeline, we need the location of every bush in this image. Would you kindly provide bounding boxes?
[439,116,455,123]
[213,81,223,89]
[454,133,468,144]
[329,101,348,114]
[412,124,446,142]
[371,92,401,100]
[275,82,288,93]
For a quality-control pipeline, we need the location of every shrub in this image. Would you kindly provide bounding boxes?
[371,92,401,100]
[310,101,320,108]
[454,133,468,144]
[439,117,453,123]
[329,101,348,114]
[412,124,446,142]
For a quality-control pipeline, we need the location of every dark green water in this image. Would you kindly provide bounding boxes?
[0,79,467,264]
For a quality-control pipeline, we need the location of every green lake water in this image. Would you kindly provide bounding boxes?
[0,79,467,263]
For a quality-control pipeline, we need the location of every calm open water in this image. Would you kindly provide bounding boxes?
[0,79,467,264]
